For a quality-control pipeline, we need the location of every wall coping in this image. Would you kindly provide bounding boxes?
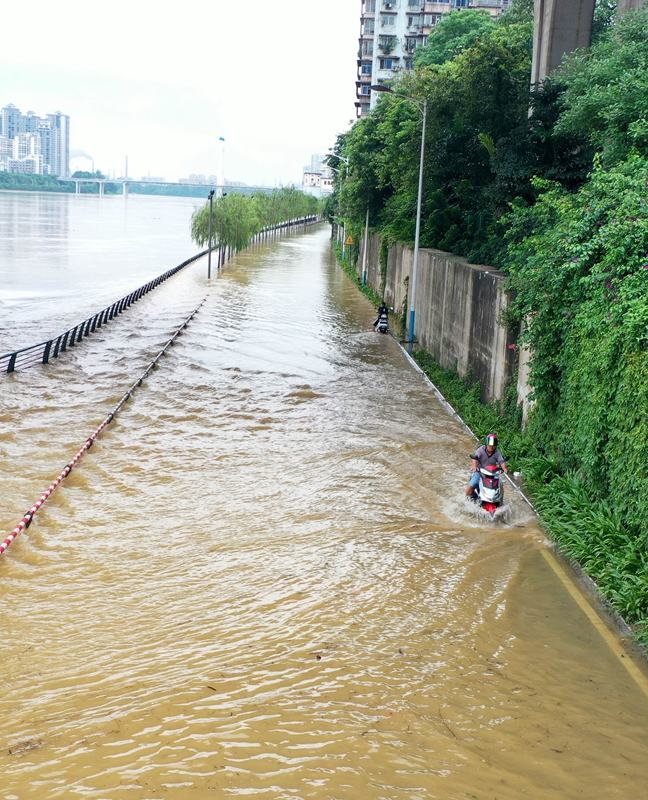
[417,246,507,279]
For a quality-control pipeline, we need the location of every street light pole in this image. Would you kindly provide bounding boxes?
[362,206,370,285]
[410,98,427,345]
[207,189,215,279]
[370,85,427,346]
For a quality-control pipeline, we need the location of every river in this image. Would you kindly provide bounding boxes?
[1,191,647,799]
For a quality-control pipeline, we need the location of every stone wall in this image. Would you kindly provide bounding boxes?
[356,232,522,406]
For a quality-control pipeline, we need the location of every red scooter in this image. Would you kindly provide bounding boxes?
[468,457,507,515]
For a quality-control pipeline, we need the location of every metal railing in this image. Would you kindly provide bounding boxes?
[0,250,208,374]
[0,214,322,375]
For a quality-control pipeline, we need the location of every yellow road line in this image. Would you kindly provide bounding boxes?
[540,548,648,699]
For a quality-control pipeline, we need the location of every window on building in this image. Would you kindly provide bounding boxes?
[361,40,374,56]
[364,0,376,10]
[405,59,413,69]
[404,37,419,52]
[381,14,396,25]
[379,57,397,69]
[363,19,375,34]
[408,0,421,6]
[407,15,421,26]
[360,85,371,95]
[379,35,397,53]
[424,13,442,25]
[360,63,372,75]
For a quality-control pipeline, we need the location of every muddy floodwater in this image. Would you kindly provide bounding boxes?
[1,192,648,799]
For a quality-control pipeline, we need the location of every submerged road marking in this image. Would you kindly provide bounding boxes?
[540,548,648,700]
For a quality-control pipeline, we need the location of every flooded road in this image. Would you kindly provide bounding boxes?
[1,194,648,798]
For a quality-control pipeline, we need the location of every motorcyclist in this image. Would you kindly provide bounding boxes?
[466,433,508,499]
[373,302,389,331]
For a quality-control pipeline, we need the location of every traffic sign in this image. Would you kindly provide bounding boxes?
[345,236,354,245]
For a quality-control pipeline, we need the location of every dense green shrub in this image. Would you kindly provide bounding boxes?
[507,157,648,526]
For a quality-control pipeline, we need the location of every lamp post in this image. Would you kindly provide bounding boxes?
[207,189,215,279]
[361,206,370,285]
[370,85,427,346]
[327,157,350,257]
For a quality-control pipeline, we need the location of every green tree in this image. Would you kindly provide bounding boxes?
[191,187,319,252]
[71,170,106,179]
[555,8,648,166]
[414,9,496,67]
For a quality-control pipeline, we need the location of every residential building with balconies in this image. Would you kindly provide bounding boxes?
[356,0,511,117]
[356,0,427,117]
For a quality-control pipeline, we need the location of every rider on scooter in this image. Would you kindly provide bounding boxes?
[466,433,508,499]
[373,302,389,331]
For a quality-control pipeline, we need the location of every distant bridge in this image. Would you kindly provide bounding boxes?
[56,177,276,197]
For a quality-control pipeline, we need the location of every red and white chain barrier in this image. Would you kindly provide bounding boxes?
[0,297,206,559]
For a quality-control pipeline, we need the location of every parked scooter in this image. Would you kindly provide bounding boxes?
[468,456,508,514]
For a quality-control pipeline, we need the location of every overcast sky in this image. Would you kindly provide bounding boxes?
[0,0,359,185]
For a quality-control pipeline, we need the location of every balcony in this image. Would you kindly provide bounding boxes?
[378,36,398,54]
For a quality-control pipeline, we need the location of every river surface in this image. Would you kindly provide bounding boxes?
[1,191,648,799]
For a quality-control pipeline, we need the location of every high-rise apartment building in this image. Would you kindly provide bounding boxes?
[47,112,70,177]
[356,0,510,118]
[0,104,69,176]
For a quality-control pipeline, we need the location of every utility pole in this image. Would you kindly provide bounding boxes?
[207,189,215,279]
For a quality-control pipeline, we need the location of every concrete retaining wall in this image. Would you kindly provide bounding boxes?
[355,232,520,405]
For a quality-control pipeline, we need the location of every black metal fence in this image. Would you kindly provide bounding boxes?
[0,214,322,375]
[0,250,208,374]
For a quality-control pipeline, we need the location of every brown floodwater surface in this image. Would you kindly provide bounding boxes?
[1,202,647,799]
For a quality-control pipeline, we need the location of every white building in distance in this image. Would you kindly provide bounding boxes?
[356,0,511,118]
[0,104,70,175]
[302,154,333,198]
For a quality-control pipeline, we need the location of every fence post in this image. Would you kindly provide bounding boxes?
[42,340,52,364]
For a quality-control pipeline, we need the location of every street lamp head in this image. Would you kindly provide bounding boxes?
[370,84,393,93]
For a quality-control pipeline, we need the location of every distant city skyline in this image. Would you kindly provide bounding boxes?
[0,103,69,177]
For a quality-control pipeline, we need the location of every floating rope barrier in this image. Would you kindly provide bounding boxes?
[0,298,206,559]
